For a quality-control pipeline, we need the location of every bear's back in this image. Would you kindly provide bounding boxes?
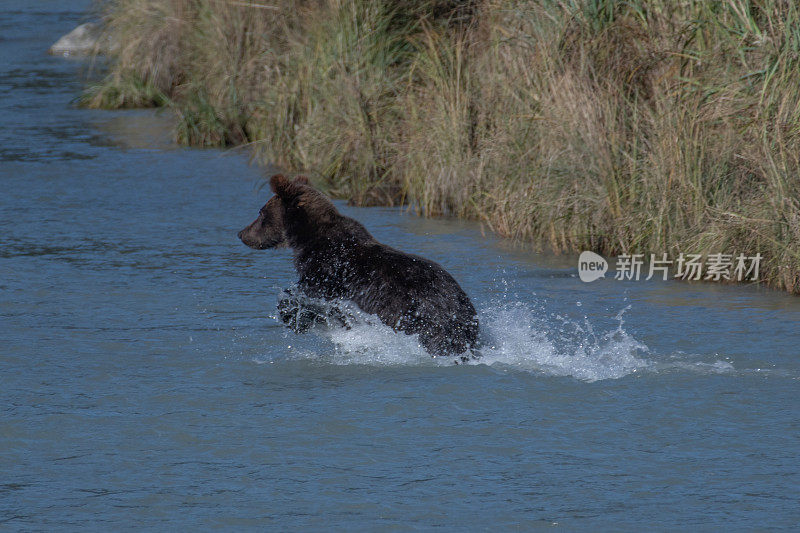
[294,223,478,356]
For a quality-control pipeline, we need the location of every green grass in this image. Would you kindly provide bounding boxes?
[85,0,800,293]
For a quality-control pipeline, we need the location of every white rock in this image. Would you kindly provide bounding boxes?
[49,22,110,57]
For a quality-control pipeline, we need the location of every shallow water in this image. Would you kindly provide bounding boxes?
[1,2,799,530]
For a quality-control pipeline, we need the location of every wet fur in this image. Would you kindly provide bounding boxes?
[239,175,479,357]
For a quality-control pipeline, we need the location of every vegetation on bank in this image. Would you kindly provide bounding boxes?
[84,0,800,293]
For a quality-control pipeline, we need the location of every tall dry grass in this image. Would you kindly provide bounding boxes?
[85,0,800,293]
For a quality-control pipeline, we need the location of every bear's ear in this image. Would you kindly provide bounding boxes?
[294,175,310,186]
[270,174,301,199]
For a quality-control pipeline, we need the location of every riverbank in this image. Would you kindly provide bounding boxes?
[83,0,800,293]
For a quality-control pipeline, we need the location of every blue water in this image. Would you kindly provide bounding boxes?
[1,2,799,529]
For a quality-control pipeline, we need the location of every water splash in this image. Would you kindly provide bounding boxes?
[472,302,651,382]
[253,288,755,381]
[269,293,656,381]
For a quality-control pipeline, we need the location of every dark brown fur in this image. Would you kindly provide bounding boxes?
[239,175,479,356]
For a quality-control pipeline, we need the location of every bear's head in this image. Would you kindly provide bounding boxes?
[238,174,337,249]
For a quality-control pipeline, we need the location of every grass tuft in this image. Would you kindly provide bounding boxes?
[86,0,800,293]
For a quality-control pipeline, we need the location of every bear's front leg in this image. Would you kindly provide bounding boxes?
[277,288,352,333]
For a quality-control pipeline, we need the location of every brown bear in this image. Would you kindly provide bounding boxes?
[238,174,479,357]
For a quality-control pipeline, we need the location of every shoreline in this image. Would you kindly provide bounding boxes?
[81,0,800,294]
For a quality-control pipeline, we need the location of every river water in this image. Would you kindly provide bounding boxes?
[1,2,799,530]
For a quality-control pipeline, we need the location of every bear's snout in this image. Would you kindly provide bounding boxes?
[238,226,256,248]
[238,226,259,248]
[238,222,285,250]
